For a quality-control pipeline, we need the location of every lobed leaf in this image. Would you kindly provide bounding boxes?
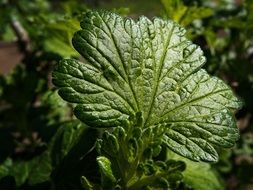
[53,11,242,161]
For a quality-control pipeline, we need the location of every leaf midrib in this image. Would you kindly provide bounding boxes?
[98,13,140,112]
[143,23,176,127]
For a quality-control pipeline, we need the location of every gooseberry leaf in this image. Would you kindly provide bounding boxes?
[52,11,241,162]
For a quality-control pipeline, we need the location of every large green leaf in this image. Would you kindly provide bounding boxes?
[53,11,241,161]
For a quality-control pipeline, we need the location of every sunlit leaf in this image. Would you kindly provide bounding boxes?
[53,11,241,162]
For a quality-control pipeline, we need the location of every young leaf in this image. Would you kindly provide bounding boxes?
[53,11,241,162]
[97,156,117,189]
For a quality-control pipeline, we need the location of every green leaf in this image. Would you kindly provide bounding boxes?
[97,156,116,189]
[0,158,13,179]
[161,0,213,26]
[0,154,51,187]
[168,150,225,190]
[44,37,78,57]
[129,159,185,190]
[0,121,98,189]
[49,121,86,167]
[27,151,52,185]
[0,158,30,187]
[182,163,224,190]
[44,18,80,57]
[53,11,241,162]
[161,0,188,23]
[29,121,97,188]
[49,121,98,190]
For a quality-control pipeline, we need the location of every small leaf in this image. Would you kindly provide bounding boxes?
[129,159,185,190]
[97,156,116,188]
[53,11,241,162]
[128,138,138,161]
[100,131,119,155]
[97,156,116,182]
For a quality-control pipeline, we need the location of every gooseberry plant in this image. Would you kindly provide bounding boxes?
[52,11,241,190]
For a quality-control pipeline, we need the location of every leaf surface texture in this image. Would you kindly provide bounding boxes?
[53,11,241,161]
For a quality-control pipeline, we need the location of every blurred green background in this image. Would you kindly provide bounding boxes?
[0,0,253,190]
